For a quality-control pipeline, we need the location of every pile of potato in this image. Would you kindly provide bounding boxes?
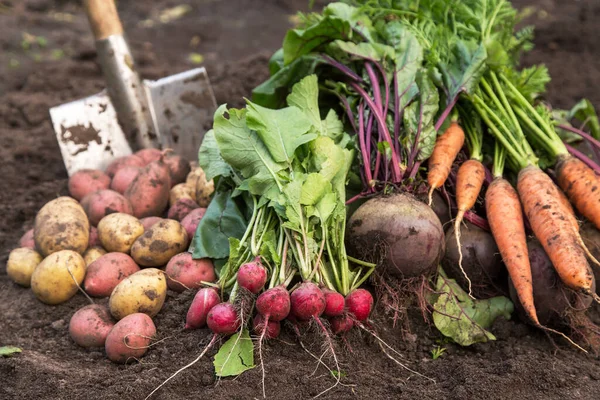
[6,149,217,364]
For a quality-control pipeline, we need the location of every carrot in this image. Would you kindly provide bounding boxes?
[454,159,485,297]
[557,155,600,230]
[485,177,538,324]
[518,165,595,295]
[427,121,465,205]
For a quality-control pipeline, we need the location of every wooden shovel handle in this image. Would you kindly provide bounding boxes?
[84,0,123,40]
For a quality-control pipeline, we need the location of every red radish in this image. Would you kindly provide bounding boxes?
[252,314,281,339]
[110,166,141,194]
[290,282,326,321]
[19,229,35,249]
[330,315,354,335]
[237,257,267,294]
[186,288,220,329]
[180,207,206,238]
[206,302,240,335]
[136,148,163,165]
[256,286,291,321]
[345,289,373,321]
[105,155,145,178]
[322,288,345,317]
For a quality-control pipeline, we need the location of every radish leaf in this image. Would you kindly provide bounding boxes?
[0,346,21,357]
[214,329,255,377]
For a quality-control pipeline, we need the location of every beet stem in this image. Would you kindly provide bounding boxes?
[435,95,459,132]
[565,144,600,174]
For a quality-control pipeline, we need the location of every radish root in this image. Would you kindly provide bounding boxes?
[454,211,475,299]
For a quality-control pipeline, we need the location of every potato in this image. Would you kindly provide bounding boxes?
[31,250,86,305]
[19,228,36,249]
[34,196,89,256]
[105,313,156,363]
[105,155,145,178]
[83,246,107,267]
[82,189,134,226]
[69,304,115,348]
[109,268,167,320]
[89,226,101,247]
[187,167,214,207]
[6,248,43,287]
[164,152,191,187]
[68,169,111,201]
[135,148,162,165]
[140,217,163,230]
[167,198,199,221]
[84,253,140,297]
[98,213,144,253]
[110,166,141,194]
[165,253,216,292]
[180,208,206,239]
[131,219,189,267]
[125,158,171,218]
[169,183,194,206]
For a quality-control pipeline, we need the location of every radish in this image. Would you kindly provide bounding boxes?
[330,315,354,335]
[290,282,326,321]
[322,288,345,317]
[255,285,290,321]
[185,287,220,329]
[206,302,240,335]
[345,289,373,322]
[237,257,267,294]
[252,314,280,339]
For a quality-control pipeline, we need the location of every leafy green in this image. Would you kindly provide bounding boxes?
[439,40,487,102]
[198,129,231,181]
[430,269,514,346]
[213,329,255,377]
[0,346,21,357]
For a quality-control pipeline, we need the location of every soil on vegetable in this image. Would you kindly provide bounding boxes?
[1,0,600,399]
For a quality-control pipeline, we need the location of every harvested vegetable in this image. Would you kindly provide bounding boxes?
[6,247,43,287]
[34,196,89,256]
[31,250,86,305]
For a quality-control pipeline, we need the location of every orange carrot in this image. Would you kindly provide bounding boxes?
[486,177,539,324]
[557,155,600,230]
[518,165,595,295]
[555,182,579,233]
[427,121,465,205]
[454,159,485,296]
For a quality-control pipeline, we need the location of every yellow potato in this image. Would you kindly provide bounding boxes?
[186,167,214,207]
[6,248,43,287]
[169,183,194,206]
[131,219,189,267]
[109,268,167,320]
[98,213,144,253]
[34,196,89,256]
[31,250,86,305]
[83,246,107,267]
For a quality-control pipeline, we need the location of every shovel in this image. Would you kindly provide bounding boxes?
[50,0,217,176]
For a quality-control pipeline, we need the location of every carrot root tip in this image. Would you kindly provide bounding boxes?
[454,211,474,299]
[427,187,434,207]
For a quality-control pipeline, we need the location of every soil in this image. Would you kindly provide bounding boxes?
[1,1,600,399]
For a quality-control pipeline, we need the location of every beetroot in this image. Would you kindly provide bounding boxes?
[252,314,281,339]
[322,289,345,317]
[345,289,373,321]
[256,286,290,321]
[329,315,354,335]
[237,258,267,294]
[290,282,326,321]
[347,193,444,278]
[206,302,240,335]
[186,288,220,329]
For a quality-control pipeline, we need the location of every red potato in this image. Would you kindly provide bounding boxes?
[140,217,164,230]
[167,198,199,222]
[105,155,145,179]
[206,302,241,335]
[69,304,115,348]
[105,313,156,363]
[136,148,163,165]
[110,166,141,195]
[164,153,191,187]
[180,208,206,239]
[84,253,141,297]
[81,190,134,226]
[68,169,111,201]
[89,226,101,247]
[185,287,220,329]
[165,253,216,292]
[125,157,171,218]
[19,229,35,249]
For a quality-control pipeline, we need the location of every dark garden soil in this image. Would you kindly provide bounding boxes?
[1,0,600,399]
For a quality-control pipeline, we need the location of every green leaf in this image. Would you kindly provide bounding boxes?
[439,40,487,102]
[214,329,255,377]
[246,101,315,164]
[192,190,249,262]
[504,65,550,102]
[328,40,395,62]
[300,173,332,206]
[268,48,285,75]
[568,99,600,140]
[286,74,323,135]
[0,346,22,357]
[252,54,323,109]
[322,109,344,142]
[198,129,231,181]
[308,136,345,181]
[431,269,514,346]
